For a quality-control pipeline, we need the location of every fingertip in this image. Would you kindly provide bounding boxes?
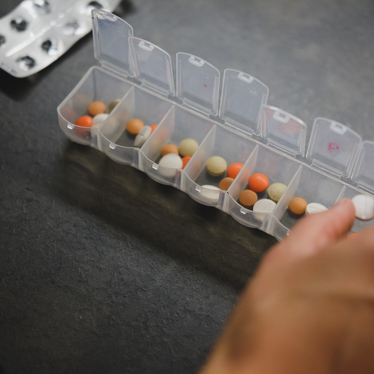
[268,198,355,264]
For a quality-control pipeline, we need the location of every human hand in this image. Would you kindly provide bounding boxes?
[200,199,374,374]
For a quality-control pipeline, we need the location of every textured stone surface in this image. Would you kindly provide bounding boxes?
[1,0,374,373]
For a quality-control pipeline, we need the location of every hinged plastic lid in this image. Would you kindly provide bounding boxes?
[306,118,362,178]
[92,9,133,77]
[129,37,175,97]
[351,141,374,193]
[219,69,269,136]
[262,105,307,157]
[176,53,220,116]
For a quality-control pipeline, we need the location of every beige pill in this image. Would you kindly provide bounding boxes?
[206,156,227,176]
[108,99,121,113]
[268,183,287,203]
[178,138,199,157]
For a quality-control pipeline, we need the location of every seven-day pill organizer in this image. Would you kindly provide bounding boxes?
[57,10,374,241]
[0,0,120,77]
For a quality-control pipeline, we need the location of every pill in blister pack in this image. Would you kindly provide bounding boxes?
[0,0,120,78]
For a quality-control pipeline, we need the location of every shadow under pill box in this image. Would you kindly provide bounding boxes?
[57,10,374,241]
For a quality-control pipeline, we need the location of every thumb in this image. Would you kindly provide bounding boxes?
[264,198,355,265]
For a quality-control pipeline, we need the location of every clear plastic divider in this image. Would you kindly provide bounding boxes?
[141,105,215,187]
[99,85,173,166]
[228,145,300,230]
[273,165,345,233]
[183,126,258,209]
[57,66,133,147]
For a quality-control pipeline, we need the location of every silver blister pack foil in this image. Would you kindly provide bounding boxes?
[0,0,120,78]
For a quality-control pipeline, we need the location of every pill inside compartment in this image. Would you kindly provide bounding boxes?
[183,125,257,209]
[57,67,133,146]
[140,105,215,187]
[271,165,345,240]
[227,144,300,230]
[99,85,173,166]
[337,186,374,235]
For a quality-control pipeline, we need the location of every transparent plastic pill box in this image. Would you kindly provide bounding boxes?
[57,10,374,241]
[0,0,120,77]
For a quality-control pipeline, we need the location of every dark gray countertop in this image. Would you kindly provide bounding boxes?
[1,0,374,373]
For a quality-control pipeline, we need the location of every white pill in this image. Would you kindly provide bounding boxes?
[158,154,183,178]
[305,202,328,215]
[134,126,151,147]
[253,199,276,214]
[200,185,220,204]
[352,194,374,221]
[92,113,108,127]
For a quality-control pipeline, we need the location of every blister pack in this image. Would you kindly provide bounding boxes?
[0,0,120,77]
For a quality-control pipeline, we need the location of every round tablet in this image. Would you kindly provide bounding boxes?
[289,197,307,215]
[305,202,328,215]
[227,163,243,179]
[108,99,121,113]
[248,173,269,193]
[200,185,220,204]
[268,183,287,203]
[206,156,227,176]
[150,124,158,134]
[253,199,276,214]
[92,113,108,127]
[182,156,191,169]
[239,190,258,208]
[352,194,374,221]
[159,154,183,178]
[76,115,93,128]
[88,101,106,116]
[219,177,234,191]
[161,144,179,157]
[178,139,199,157]
[134,126,152,147]
[126,119,144,135]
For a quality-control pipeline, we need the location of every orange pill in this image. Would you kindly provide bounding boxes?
[126,119,144,135]
[219,177,234,191]
[348,233,359,239]
[75,115,93,128]
[182,156,191,169]
[227,163,243,179]
[248,173,269,193]
[239,190,258,208]
[150,124,158,134]
[88,101,106,116]
[289,197,307,215]
[161,144,178,157]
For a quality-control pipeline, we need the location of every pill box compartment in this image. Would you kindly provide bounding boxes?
[58,67,133,147]
[227,144,301,231]
[140,105,215,188]
[270,166,345,240]
[99,85,173,166]
[183,125,257,209]
[338,186,374,234]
